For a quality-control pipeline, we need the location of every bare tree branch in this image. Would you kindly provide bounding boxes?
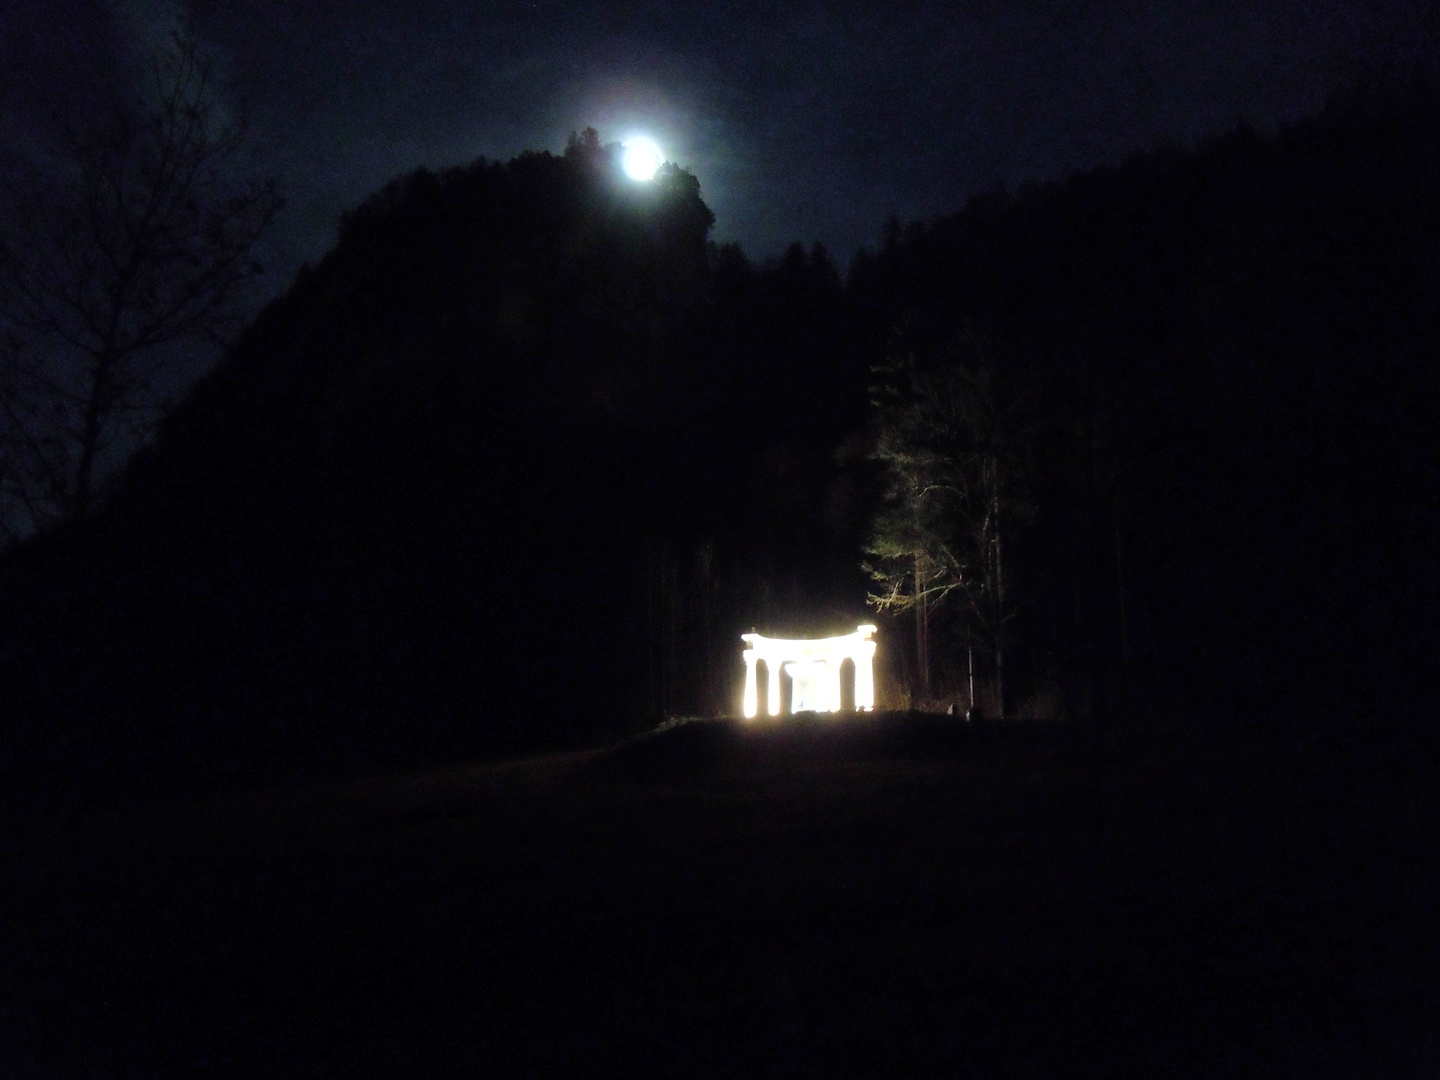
[0,23,282,539]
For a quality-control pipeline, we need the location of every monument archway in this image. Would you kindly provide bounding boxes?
[740,625,877,718]
[838,657,857,711]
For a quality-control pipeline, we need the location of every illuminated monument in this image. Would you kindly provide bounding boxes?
[741,625,877,718]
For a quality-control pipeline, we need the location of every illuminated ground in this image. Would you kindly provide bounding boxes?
[1,715,1434,1076]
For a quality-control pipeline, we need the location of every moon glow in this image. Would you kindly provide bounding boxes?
[621,137,664,181]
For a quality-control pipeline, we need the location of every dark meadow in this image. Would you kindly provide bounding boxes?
[1,36,1438,1077]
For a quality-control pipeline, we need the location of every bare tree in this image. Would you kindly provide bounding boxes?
[0,26,281,537]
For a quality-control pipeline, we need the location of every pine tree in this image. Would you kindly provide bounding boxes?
[865,339,1030,715]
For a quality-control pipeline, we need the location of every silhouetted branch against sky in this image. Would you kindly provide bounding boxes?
[0,17,282,530]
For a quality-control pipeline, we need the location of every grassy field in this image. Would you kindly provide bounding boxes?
[1,713,1435,1076]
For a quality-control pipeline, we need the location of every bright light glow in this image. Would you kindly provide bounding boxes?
[741,626,877,718]
[621,136,664,181]
[785,661,826,712]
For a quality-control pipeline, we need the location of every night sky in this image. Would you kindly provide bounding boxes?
[5,0,1436,294]
[4,9,1440,1070]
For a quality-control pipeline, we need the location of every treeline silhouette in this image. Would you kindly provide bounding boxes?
[2,75,1437,807]
[848,74,1440,731]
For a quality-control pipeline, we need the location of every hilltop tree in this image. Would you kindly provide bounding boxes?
[0,26,281,538]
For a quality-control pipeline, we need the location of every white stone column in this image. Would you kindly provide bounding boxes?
[743,651,758,718]
[766,656,782,716]
[855,639,876,711]
[824,656,843,713]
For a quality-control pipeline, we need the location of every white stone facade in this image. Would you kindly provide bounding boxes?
[740,625,877,717]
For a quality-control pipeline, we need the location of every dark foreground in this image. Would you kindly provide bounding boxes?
[1,714,1435,1077]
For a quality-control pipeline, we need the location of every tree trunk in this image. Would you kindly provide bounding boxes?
[915,553,930,704]
[699,549,714,713]
[967,625,975,712]
[1113,506,1129,667]
[71,352,115,517]
[994,519,1005,720]
[988,456,1006,720]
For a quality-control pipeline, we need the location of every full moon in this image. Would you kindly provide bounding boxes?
[621,137,664,181]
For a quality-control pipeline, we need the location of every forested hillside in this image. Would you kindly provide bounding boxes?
[2,76,1437,808]
[845,74,1440,729]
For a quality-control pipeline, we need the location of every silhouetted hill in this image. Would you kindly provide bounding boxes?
[3,78,1438,811]
[0,136,734,806]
